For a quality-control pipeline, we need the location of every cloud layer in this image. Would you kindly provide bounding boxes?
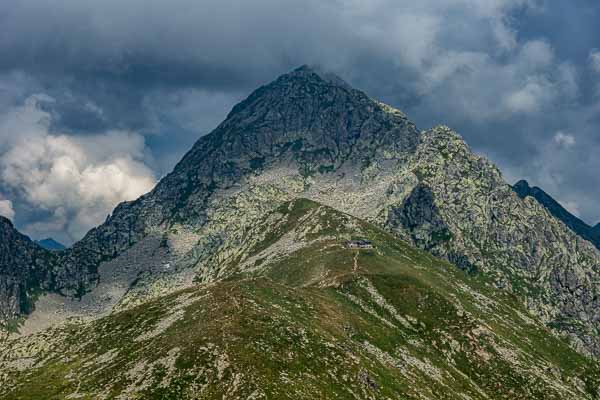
[1,0,600,240]
[0,95,156,242]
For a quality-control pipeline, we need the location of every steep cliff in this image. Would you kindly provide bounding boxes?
[0,217,54,324]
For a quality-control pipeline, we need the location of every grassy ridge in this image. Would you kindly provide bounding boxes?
[1,199,599,399]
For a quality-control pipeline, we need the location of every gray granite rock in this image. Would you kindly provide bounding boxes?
[513,180,600,250]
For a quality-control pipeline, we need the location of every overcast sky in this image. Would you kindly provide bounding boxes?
[0,0,599,244]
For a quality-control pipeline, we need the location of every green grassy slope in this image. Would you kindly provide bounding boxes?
[1,199,599,399]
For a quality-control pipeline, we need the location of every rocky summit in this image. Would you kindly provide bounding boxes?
[2,66,600,398]
[513,179,600,251]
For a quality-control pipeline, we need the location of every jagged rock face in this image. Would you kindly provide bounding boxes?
[383,127,600,354]
[513,179,600,250]
[386,184,452,252]
[0,217,55,322]
[0,217,97,326]
[152,65,419,224]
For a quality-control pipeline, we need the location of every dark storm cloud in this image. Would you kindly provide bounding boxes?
[1,0,600,243]
[0,0,537,131]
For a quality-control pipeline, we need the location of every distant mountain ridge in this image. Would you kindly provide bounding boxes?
[35,238,66,251]
[513,180,600,250]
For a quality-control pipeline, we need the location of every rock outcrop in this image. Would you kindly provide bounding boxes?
[386,128,600,354]
[513,179,600,250]
[0,217,97,327]
[0,217,55,323]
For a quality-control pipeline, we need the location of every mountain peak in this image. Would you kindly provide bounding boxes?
[289,64,320,76]
[286,64,353,89]
[7,66,600,396]
[192,65,420,169]
[514,179,530,189]
[224,64,350,120]
[293,64,313,72]
[511,180,600,250]
[276,64,322,80]
[420,125,472,156]
[513,180,532,198]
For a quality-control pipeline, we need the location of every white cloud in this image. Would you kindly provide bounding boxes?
[589,49,600,73]
[553,131,576,148]
[0,95,156,240]
[0,198,14,220]
[397,31,575,122]
[588,49,600,97]
[338,0,541,93]
[518,40,554,69]
[498,42,577,115]
[505,80,548,113]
